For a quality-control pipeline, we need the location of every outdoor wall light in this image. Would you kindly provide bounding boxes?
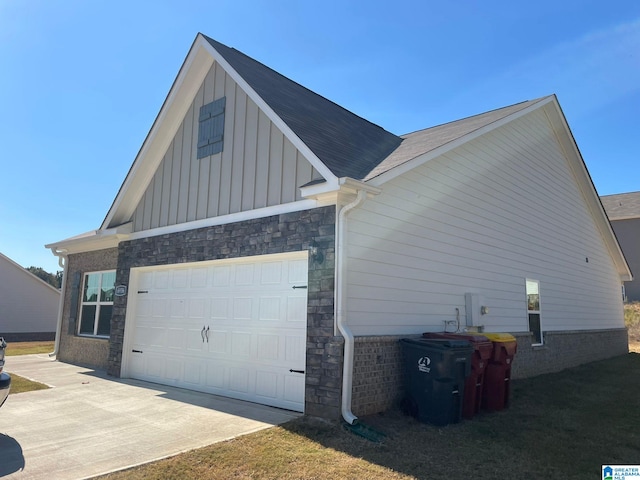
[310,241,324,264]
[481,306,489,315]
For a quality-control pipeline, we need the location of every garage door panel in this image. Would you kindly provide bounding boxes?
[284,374,304,403]
[231,332,252,356]
[235,264,255,285]
[233,297,253,321]
[207,330,228,353]
[286,297,307,322]
[126,252,308,412]
[183,360,201,385]
[259,296,282,321]
[229,367,250,393]
[190,267,208,287]
[260,261,283,284]
[257,334,280,360]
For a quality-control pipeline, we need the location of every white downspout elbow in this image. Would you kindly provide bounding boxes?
[49,249,68,358]
[336,189,368,425]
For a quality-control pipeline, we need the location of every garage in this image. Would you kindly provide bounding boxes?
[121,252,308,412]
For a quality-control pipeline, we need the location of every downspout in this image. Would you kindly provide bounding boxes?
[336,189,368,425]
[49,249,68,358]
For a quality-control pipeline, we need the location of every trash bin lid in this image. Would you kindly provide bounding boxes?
[482,333,516,343]
[423,332,492,345]
[402,338,472,350]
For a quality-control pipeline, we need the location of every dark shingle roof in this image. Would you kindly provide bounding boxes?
[203,35,402,180]
[601,192,640,220]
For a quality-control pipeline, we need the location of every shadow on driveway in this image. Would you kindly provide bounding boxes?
[0,433,25,476]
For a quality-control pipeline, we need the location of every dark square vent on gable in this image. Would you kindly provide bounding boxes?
[197,96,226,159]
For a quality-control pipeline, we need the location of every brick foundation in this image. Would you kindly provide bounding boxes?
[351,328,629,416]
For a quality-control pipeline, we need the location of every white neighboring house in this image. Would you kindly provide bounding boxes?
[0,253,60,341]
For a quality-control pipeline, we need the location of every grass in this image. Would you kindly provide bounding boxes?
[4,341,54,356]
[3,341,53,394]
[97,352,640,480]
[7,373,49,395]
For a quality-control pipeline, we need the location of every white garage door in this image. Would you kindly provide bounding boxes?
[123,252,308,412]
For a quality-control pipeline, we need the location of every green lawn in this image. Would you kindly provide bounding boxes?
[97,352,640,480]
[4,341,54,356]
[3,341,53,393]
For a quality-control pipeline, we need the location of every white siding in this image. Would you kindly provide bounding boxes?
[0,255,60,334]
[346,107,624,336]
[132,62,322,232]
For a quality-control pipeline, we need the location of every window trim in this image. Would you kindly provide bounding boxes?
[526,278,543,346]
[78,270,116,339]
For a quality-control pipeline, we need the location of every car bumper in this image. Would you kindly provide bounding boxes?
[0,372,10,408]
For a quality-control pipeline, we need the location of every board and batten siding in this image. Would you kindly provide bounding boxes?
[346,107,624,336]
[132,62,322,232]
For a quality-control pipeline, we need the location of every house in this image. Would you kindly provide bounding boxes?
[0,252,60,341]
[601,191,640,302]
[46,34,631,422]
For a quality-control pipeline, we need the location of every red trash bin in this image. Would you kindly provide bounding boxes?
[481,333,517,412]
[423,332,493,419]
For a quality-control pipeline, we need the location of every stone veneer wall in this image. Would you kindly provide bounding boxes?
[108,206,342,419]
[351,328,629,417]
[57,248,118,369]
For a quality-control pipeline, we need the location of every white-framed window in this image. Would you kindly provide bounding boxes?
[78,271,116,337]
[526,279,542,345]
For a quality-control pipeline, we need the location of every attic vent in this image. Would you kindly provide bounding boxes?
[197,96,226,159]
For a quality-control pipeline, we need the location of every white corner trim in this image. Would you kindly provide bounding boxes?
[126,199,322,241]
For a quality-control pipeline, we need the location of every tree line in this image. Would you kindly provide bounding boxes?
[26,266,63,289]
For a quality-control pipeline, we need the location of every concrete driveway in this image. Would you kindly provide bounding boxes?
[0,354,300,480]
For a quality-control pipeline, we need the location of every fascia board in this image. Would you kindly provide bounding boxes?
[199,40,338,188]
[543,99,633,282]
[368,96,554,188]
[45,232,126,255]
[125,199,320,242]
[101,36,214,230]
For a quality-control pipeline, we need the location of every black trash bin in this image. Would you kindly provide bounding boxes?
[400,338,473,426]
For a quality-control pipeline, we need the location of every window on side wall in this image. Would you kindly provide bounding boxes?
[78,271,116,338]
[526,279,542,345]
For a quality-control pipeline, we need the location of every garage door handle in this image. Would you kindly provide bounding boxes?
[292,285,307,289]
[132,349,143,354]
[289,369,305,374]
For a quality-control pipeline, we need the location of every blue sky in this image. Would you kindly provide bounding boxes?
[1,0,639,273]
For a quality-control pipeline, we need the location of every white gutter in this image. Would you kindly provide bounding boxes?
[49,248,68,358]
[336,189,368,425]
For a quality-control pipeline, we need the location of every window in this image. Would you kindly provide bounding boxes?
[79,271,116,337]
[526,279,542,345]
[197,96,226,158]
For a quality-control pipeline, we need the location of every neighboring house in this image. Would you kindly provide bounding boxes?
[0,252,60,341]
[601,192,640,302]
[46,34,631,422]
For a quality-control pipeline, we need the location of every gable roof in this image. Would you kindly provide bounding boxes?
[601,191,640,220]
[202,36,402,180]
[364,97,550,181]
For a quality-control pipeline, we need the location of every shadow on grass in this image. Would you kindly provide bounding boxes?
[282,353,640,480]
